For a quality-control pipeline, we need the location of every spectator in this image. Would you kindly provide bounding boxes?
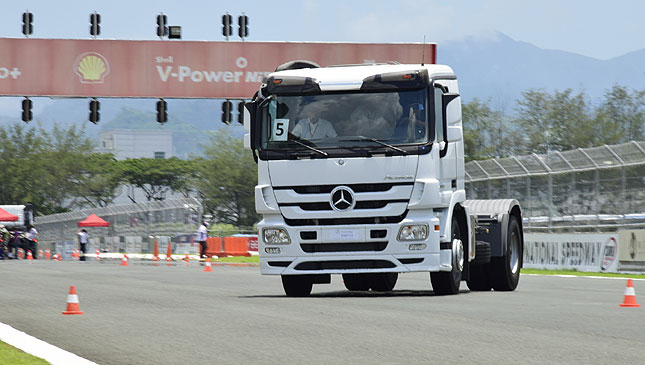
[8,229,20,259]
[0,225,8,260]
[27,225,38,259]
[197,221,209,259]
[78,229,89,261]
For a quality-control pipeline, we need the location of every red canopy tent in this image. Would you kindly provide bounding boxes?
[78,213,110,227]
[0,207,19,222]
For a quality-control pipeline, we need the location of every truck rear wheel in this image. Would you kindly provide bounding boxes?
[369,273,398,292]
[430,216,463,295]
[281,275,313,297]
[342,274,371,291]
[467,241,492,291]
[491,216,522,291]
[467,264,492,291]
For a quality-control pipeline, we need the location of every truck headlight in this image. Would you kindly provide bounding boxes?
[263,228,291,245]
[398,224,429,241]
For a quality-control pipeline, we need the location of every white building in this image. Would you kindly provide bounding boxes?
[97,129,173,160]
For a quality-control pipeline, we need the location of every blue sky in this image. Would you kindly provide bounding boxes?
[0,0,643,60]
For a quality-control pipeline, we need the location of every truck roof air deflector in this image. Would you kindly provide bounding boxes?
[360,69,428,91]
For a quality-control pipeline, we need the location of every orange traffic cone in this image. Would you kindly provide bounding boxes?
[203,259,213,272]
[27,251,33,260]
[38,249,43,259]
[45,249,51,260]
[95,249,100,261]
[62,286,84,315]
[120,254,129,266]
[18,248,24,259]
[152,240,160,264]
[620,279,640,307]
[166,242,173,266]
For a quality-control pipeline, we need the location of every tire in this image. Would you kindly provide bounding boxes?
[342,273,371,291]
[281,275,313,297]
[467,263,492,291]
[491,216,522,291]
[430,216,463,295]
[468,241,492,291]
[369,273,398,292]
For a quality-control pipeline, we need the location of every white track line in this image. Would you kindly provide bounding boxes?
[0,322,96,365]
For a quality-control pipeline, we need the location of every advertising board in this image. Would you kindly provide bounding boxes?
[0,38,436,99]
[523,233,619,272]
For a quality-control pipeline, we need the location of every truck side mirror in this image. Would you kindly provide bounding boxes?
[442,93,462,142]
[244,101,259,162]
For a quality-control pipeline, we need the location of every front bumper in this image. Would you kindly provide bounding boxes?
[258,212,451,275]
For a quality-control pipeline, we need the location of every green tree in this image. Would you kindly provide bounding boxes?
[194,129,258,228]
[119,157,195,202]
[593,85,645,144]
[462,98,507,160]
[514,89,593,154]
[0,122,96,215]
[76,153,122,208]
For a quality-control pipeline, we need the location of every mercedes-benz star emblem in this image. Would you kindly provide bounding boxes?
[330,186,356,211]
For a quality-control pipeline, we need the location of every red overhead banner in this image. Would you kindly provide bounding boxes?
[0,38,435,99]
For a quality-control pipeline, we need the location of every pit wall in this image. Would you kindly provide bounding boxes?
[523,230,645,273]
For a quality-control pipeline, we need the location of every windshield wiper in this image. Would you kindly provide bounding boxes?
[341,136,409,155]
[289,139,329,157]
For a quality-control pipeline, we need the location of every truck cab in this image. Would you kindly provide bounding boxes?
[244,63,523,296]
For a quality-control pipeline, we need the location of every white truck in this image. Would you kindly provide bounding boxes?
[244,61,523,296]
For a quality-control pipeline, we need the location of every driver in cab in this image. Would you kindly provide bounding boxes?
[292,108,337,140]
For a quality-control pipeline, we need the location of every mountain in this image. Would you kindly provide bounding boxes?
[438,32,645,105]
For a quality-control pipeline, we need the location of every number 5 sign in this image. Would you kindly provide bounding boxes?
[272,119,289,141]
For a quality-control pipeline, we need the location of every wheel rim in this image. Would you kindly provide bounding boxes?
[509,230,519,274]
[453,238,464,272]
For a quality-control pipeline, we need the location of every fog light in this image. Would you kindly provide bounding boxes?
[263,228,291,244]
[398,224,429,241]
[265,247,281,254]
[409,243,427,250]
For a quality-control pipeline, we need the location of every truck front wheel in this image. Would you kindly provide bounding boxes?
[430,216,463,295]
[343,274,371,291]
[491,216,522,291]
[369,273,398,291]
[281,275,313,297]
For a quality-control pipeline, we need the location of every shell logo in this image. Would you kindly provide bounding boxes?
[74,52,110,83]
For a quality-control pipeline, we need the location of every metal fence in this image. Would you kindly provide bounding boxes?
[35,197,203,255]
[465,141,645,232]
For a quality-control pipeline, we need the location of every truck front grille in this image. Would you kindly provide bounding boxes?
[300,242,388,253]
[281,200,406,211]
[276,182,410,194]
[285,211,408,226]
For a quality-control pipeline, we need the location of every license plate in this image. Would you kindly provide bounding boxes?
[329,229,360,241]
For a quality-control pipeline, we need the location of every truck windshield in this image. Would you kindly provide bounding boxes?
[260,89,429,151]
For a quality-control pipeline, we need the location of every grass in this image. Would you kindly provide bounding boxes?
[0,341,49,365]
[213,255,259,263]
[521,268,645,279]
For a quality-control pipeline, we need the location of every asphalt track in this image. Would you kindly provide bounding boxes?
[1,260,644,364]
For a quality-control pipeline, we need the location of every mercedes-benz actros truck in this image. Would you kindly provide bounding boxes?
[244,61,523,297]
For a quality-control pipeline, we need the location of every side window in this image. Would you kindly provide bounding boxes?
[433,85,445,144]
